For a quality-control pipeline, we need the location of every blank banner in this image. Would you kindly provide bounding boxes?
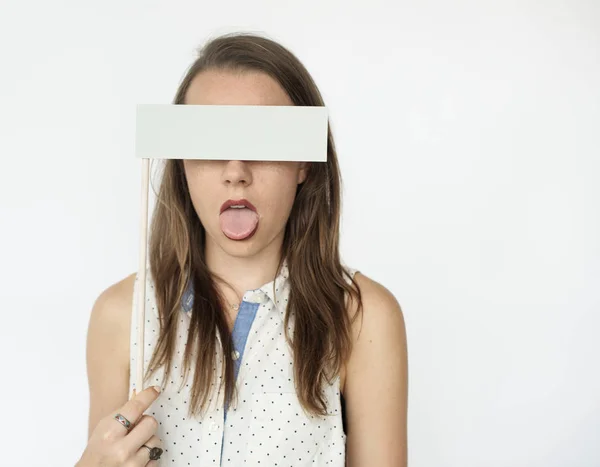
[135,104,328,162]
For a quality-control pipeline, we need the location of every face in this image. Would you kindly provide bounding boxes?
[182,69,308,258]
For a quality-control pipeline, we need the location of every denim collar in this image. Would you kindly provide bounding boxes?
[181,258,290,318]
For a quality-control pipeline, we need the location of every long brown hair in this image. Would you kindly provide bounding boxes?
[143,32,363,418]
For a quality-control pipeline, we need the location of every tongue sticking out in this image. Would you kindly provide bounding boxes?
[219,207,259,240]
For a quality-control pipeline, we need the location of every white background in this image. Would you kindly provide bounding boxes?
[1,1,598,466]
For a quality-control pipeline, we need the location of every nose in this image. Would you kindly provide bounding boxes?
[222,160,252,186]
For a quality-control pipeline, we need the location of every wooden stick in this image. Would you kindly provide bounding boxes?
[136,158,150,394]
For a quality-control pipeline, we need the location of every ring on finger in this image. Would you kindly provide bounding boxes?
[142,444,163,460]
[112,413,133,432]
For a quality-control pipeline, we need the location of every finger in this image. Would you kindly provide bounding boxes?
[133,434,163,466]
[123,415,160,453]
[109,386,162,435]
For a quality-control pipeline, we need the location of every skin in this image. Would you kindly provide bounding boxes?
[84,69,408,466]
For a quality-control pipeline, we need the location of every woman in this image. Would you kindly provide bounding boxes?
[78,32,408,466]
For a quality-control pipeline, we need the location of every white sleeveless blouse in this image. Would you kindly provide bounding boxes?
[129,259,358,466]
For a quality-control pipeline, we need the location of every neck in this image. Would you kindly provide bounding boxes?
[204,232,284,298]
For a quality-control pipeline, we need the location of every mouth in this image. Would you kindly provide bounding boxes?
[220,198,257,214]
[219,198,259,241]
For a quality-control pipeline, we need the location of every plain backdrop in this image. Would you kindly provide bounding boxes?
[0,1,598,466]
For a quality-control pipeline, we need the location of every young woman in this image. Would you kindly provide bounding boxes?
[78,32,408,467]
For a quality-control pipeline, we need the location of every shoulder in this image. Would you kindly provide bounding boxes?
[91,272,137,324]
[347,270,405,338]
[342,270,407,389]
[87,272,137,353]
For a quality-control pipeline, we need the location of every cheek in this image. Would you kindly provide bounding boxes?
[187,188,211,227]
[261,180,298,224]
[184,169,218,220]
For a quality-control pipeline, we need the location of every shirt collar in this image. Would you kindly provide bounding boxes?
[182,258,289,319]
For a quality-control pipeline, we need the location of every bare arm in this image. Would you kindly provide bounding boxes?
[343,273,408,466]
[85,273,136,439]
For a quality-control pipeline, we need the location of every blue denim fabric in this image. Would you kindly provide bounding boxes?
[182,283,259,389]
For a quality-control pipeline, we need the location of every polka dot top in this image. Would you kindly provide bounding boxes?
[129,258,358,466]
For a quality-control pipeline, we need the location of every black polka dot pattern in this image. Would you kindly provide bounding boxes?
[129,259,358,465]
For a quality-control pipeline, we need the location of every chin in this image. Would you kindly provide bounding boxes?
[217,231,264,256]
[205,223,282,258]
